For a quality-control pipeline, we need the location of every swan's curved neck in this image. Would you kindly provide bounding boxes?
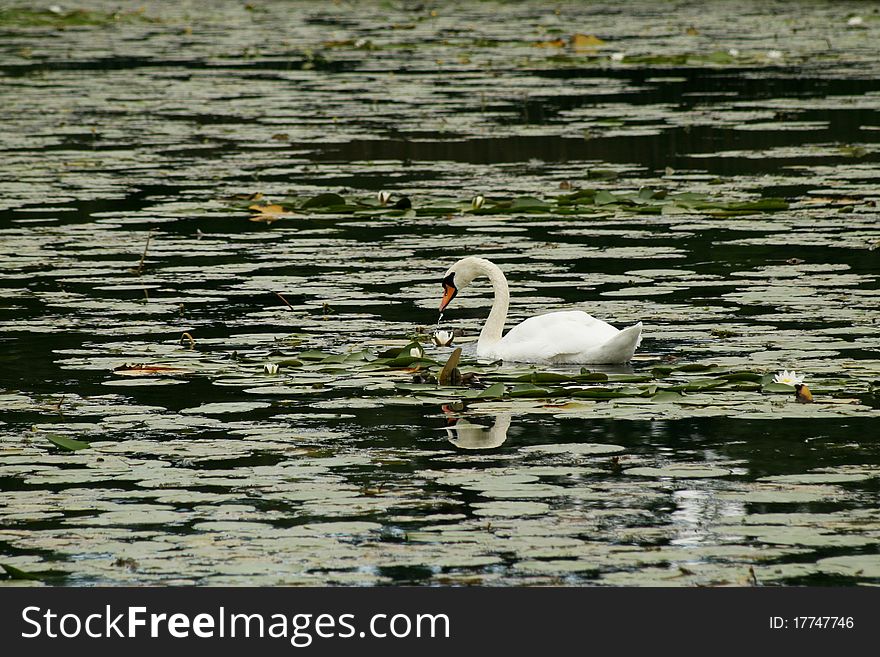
[475,259,509,350]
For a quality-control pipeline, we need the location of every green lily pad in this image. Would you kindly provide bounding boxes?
[298,350,334,361]
[46,435,90,451]
[463,382,506,399]
[763,383,796,394]
[574,372,610,382]
[572,386,653,399]
[516,372,572,384]
[625,465,731,478]
[0,563,42,581]
[759,473,871,485]
[670,378,728,392]
[301,193,346,208]
[594,190,619,205]
[521,443,625,455]
[510,196,551,211]
[509,384,555,398]
[650,391,685,402]
[816,555,880,579]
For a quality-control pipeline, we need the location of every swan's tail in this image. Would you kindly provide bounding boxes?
[604,321,643,363]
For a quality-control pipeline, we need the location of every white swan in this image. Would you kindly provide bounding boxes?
[439,257,642,364]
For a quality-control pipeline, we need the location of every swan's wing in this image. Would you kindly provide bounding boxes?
[584,321,642,364]
[499,311,623,361]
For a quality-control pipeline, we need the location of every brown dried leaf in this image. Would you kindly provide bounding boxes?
[534,38,566,48]
[248,204,291,223]
[113,363,188,377]
[572,33,605,49]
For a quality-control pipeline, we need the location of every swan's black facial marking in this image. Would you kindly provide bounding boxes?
[440,272,458,311]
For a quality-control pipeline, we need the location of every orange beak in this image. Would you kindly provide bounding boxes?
[439,284,457,312]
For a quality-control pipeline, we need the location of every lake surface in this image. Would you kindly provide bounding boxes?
[1,0,879,586]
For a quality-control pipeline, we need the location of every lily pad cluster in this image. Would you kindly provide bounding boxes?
[246,340,871,415]
[233,188,789,221]
[0,7,159,28]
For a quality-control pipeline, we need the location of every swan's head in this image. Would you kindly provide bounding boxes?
[439,256,485,312]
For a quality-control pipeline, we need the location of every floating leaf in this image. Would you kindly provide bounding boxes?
[604,374,655,383]
[297,350,334,361]
[650,391,685,402]
[509,384,554,398]
[721,371,763,382]
[386,355,438,368]
[344,349,374,362]
[594,190,619,205]
[534,38,566,48]
[301,193,346,209]
[625,465,731,478]
[763,382,795,394]
[817,555,880,579]
[0,563,42,581]
[395,383,458,393]
[318,353,349,364]
[463,382,506,399]
[677,363,719,372]
[670,378,728,392]
[516,372,571,384]
[113,363,188,377]
[248,204,291,222]
[45,435,90,451]
[571,33,605,49]
[521,443,624,455]
[510,196,551,211]
[572,386,652,399]
[575,372,609,382]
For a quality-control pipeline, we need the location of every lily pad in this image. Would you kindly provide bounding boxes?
[625,465,731,478]
[180,402,271,415]
[0,563,43,581]
[301,193,347,209]
[45,435,90,451]
[521,443,625,455]
[816,555,880,579]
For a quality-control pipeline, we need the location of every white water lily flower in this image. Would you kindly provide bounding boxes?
[471,195,485,209]
[377,190,391,206]
[766,49,782,59]
[847,16,863,26]
[610,52,625,62]
[263,363,279,374]
[773,369,804,386]
[433,330,454,346]
[728,48,740,57]
[409,344,425,358]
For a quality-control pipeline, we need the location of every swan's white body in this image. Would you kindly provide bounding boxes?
[440,257,642,365]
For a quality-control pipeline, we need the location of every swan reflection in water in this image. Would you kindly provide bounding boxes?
[444,412,512,450]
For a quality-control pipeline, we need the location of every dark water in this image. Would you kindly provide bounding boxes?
[1,1,879,586]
